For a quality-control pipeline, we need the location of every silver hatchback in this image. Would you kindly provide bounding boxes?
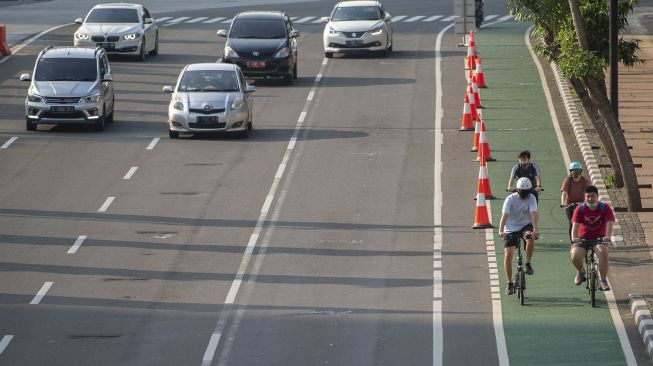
[163,63,255,138]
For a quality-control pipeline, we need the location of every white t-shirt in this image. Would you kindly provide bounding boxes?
[502,192,538,233]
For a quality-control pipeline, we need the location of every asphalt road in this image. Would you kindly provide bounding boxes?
[0,0,647,365]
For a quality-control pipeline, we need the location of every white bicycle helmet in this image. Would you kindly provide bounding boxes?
[516,177,532,190]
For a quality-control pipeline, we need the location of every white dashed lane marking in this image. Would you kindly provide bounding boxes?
[67,235,87,254]
[154,14,507,25]
[98,197,115,213]
[1,137,18,149]
[0,335,13,355]
[29,282,53,305]
[123,166,138,180]
[146,137,160,150]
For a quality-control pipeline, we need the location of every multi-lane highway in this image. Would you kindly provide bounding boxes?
[0,0,648,365]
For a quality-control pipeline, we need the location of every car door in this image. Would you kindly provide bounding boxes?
[142,7,156,51]
[100,54,114,112]
[237,69,252,119]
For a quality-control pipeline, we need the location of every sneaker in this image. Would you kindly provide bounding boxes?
[574,271,586,286]
[599,280,611,291]
[525,263,534,275]
[506,282,515,295]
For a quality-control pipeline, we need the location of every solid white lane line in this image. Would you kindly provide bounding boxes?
[424,15,443,22]
[405,15,426,22]
[201,333,221,365]
[123,166,138,180]
[67,235,87,254]
[392,15,407,22]
[155,17,173,22]
[98,197,115,213]
[0,335,13,355]
[315,74,323,82]
[307,91,315,101]
[29,282,53,305]
[203,17,225,23]
[146,138,160,150]
[442,15,458,21]
[295,16,315,23]
[187,17,209,23]
[1,137,18,149]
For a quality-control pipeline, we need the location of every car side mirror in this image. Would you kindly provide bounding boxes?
[19,73,31,81]
[163,85,174,93]
[245,85,256,93]
[144,18,154,24]
[290,30,300,38]
[320,17,330,23]
[75,17,83,24]
[385,13,392,20]
[217,29,227,38]
[102,73,113,82]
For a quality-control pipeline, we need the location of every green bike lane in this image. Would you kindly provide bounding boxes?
[476,21,628,365]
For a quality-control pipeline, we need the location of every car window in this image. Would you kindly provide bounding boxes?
[332,6,382,21]
[35,58,98,82]
[99,56,107,76]
[237,69,246,89]
[86,8,140,23]
[178,70,240,92]
[229,19,286,39]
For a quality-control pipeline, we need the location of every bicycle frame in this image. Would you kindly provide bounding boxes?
[514,233,528,305]
[580,239,602,307]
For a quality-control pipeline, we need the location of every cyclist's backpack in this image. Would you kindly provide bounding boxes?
[579,202,605,215]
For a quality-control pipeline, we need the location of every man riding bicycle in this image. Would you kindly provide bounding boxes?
[560,162,590,241]
[571,185,615,291]
[507,150,542,202]
[499,177,539,295]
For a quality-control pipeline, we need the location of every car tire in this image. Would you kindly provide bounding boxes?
[169,129,179,139]
[388,39,393,53]
[138,39,147,61]
[238,127,249,139]
[95,108,106,131]
[105,99,114,123]
[292,62,298,79]
[150,33,159,56]
[26,118,36,131]
[325,52,333,58]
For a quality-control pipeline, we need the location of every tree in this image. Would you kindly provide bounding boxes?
[508,0,644,210]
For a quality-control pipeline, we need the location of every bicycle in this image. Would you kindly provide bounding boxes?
[577,238,603,307]
[512,231,533,305]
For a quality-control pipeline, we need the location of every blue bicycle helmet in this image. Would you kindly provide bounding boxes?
[569,161,582,170]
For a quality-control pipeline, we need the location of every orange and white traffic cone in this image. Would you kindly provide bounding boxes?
[472,75,482,108]
[475,57,487,88]
[476,118,495,161]
[472,191,493,229]
[460,94,474,131]
[477,156,494,199]
[467,84,479,122]
[470,111,481,151]
[465,41,476,70]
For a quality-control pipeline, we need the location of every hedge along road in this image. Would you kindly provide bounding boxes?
[476,21,634,365]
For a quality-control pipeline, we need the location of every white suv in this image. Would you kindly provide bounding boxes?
[20,46,115,131]
[73,3,159,61]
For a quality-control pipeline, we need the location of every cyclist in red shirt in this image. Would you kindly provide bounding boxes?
[571,185,615,291]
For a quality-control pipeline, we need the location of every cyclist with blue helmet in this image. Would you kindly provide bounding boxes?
[560,161,590,241]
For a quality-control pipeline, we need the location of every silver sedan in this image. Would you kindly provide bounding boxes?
[163,63,255,139]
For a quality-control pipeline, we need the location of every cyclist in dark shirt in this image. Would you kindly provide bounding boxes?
[507,150,542,201]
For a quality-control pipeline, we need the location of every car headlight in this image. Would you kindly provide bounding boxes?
[224,46,239,58]
[231,97,244,110]
[370,26,384,36]
[274,47,290,58]
[173,101,184,111]
[75,33,90,40]
[27,94,43,103]
[328,27,340,36]
[124,33,139,40]
[82,93,101,103]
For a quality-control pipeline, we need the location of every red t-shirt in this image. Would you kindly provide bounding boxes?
[571,202,615,239]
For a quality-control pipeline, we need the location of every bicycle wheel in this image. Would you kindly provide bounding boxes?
[519,270,526,305]
[589,270,597,307]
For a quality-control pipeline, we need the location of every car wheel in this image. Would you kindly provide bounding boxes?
[26,118,36,131]
[169,129,179,139]
[149,32,159,56]
[292,62,298,79]
[388,38,393,53]
[325,52,333,58]
[95,108,106,131]
[138,39,147,61]
[105,99,114,123]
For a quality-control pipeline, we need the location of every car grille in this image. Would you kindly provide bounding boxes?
[238,51,275,58]
[92,36,120,42]
[41,111,86,119]
[189,108,226,115]
[342,31,368,38]
[44,97,81,104]
[189,122,227,129]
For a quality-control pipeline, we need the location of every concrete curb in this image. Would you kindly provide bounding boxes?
[629,294,653,362]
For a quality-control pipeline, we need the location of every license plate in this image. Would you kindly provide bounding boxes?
[346,40,363,47]
[196,116,219,123]
[50,106,75,113]
[246,61,266,69]
[98,42,115,50]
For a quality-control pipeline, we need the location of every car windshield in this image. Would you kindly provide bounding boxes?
[332,6,382,21]
[34,58,98,82]
[178,70,240,92]
[86,8,140,23]
[229,19,286,39]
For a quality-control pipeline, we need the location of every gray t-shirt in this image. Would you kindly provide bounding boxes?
[502,192,538,233]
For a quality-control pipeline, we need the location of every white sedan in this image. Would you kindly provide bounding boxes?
[321,0,393,58]
[163,63,255,138]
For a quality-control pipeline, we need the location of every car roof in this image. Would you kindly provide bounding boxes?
[184,63,237,72]
[235,11,285,20]
[91,3,142,10]
[40,47,99,59]
[336,1,381,7]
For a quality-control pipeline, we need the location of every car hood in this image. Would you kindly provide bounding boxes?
[79,23,141,35]
[227,38,287,53]
[328,20,383,32]
[177,92,241,109]
[32,81,98,97]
